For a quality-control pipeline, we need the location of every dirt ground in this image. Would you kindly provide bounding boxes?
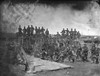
[65,61,100,76]
[12,61,100,76]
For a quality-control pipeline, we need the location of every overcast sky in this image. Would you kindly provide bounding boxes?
[0,1,100,35]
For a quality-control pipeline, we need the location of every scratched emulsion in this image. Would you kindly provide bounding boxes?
[0,1,100,35]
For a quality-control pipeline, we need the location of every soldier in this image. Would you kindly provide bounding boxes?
[77,31,81,38]
[53,48,60,62]
[69,28,74,39]
[81,44,88,62]
[66,28,69,36]
[35,26,38,34]
[73,29,77,39]
[38,27,41,34]
[61,28,65,37]
[59,50,65,62]
[41,48,48,60]
[45,29,49,36]
[56,32,60,38]
[18,25,22,37]
[68,50,75,62]
[30,25,34,35]
[27,25,31,36]
[57,32,60,35]
[68,46,76,63]
[23,26,27,36]
[41,26,45,35]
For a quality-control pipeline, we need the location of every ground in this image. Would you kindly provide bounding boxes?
[65,61,100,76]
[12,59,100,76]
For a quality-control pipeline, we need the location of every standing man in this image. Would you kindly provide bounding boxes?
[27,25,31,36]
[23,26,27,36]
[41,27,45,35]
[30,25,34,35]
[18,25,22,37]
[61,28,66,37]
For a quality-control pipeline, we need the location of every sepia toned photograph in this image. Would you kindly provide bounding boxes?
[0,0,100,76]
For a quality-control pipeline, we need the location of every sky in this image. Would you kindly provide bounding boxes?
[0,0,100,35]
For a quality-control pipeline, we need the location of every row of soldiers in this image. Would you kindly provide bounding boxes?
[66,43,99,64]
[39,43,100,64]
[17,25,81,39]
[18,25,49,37]
[60,28,81,39]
